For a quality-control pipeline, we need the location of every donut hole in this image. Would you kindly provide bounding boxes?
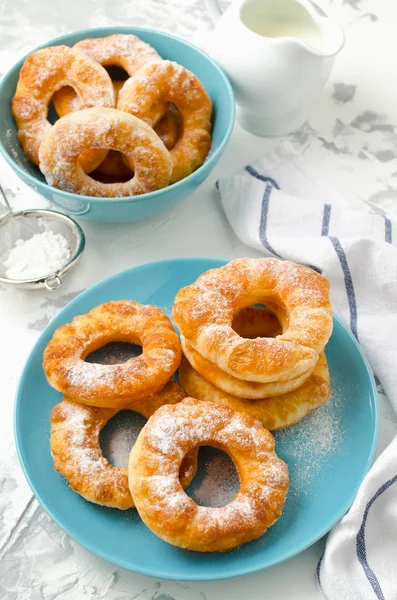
[232,304,283,339]
[47,100,60,125]
[90,153,134,184]
[104,65,129,81]
[100,410,146,467]
[185,446,240,507]
[85,341,142,364]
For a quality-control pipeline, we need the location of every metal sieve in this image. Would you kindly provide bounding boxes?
[0,185,85,290]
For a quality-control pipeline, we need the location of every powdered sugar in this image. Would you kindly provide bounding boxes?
[192,451,239,507]
[104,415,143,467]
[6,128,22,163]
[55,401,107,476]
[74,34,162,73]
[174,258,332,383]
[65,360,116,390]
[147,400,270,460]
[148,413,184,455]
[276,379,344,492]
[4,230,71,279]
[39,107,172,197]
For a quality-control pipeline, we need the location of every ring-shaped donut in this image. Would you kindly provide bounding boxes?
[129,397,289,551]
[178,355,330,431]
[54,34,168,126]
[12,46,115,170]
[53,81,180,178]
[117,60,212,183]
[75,34,167,124]
[152,104,181,151]
[74,33,162,74]
[50,382,197,509]
[38,107,172,197]
[173,258,333,384]
[181,306,314,398]
[43,300,181,407]
[53,80,133,180]
[181,337,315,399]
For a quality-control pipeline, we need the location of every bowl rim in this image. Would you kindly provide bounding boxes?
[0,26,235,204]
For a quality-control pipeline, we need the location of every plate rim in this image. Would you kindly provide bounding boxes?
[14,257,379,581]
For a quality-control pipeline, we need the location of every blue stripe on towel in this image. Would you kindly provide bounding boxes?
[259,184,283,258]
[321,205,358,339]
[259,184,322,273]
[356,474,397,600]
[329,237,358,339]
[245,165,280,189]
[384,216,392,244]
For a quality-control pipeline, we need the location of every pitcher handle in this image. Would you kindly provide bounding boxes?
[204,0,223,23]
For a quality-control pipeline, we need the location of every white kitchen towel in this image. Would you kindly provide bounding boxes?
[217,145,397,600]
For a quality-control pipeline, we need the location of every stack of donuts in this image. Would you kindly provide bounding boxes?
[42,257,334,553]
[44,301,195,511]
[12,34,212,197]
[175,258,333,431]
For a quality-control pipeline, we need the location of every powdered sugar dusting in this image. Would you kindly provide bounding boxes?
[65,359,117,390]
[74,34,162,74]
[191,450,239,507]
[147,413,184,456]
[39,107,172,197]
[276,378,344,492]
[55,401,107,476]
[102,412,146,467]
[136,399,288,546]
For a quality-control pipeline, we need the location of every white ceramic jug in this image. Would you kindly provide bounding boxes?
[205,0,345,136]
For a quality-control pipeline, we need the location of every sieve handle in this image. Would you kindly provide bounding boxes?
[0,185,12,215]
[44,274,62,291]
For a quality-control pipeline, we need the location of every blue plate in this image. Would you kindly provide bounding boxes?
[15,258,378,581]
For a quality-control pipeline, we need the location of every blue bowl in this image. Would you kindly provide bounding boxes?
[0,27,235,222]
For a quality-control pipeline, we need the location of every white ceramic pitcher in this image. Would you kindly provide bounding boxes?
[204,0,345,136]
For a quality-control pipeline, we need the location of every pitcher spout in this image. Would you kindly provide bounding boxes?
[313,15,345,57]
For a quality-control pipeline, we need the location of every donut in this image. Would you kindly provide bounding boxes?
[53,82,180,179]
[181,305,316,398]
[117,61,212,183]
[178,355,330,431]
[50,382,198,509]
[87,107,180,180]
[92,150,134,180]
[52,83,88,116]
[75,34,167,125]
[12,45,115,170]
[173,258,333,384]
[153,104,180,151]
[53,79,134,181]
[53,81,180,151]
[53,80,133,180]
[43,300,181,407]
[129,397,289,552]
[38,107,172,197]
[181,336,315,399]
[74,34,161,71]
[55,33,167,126]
